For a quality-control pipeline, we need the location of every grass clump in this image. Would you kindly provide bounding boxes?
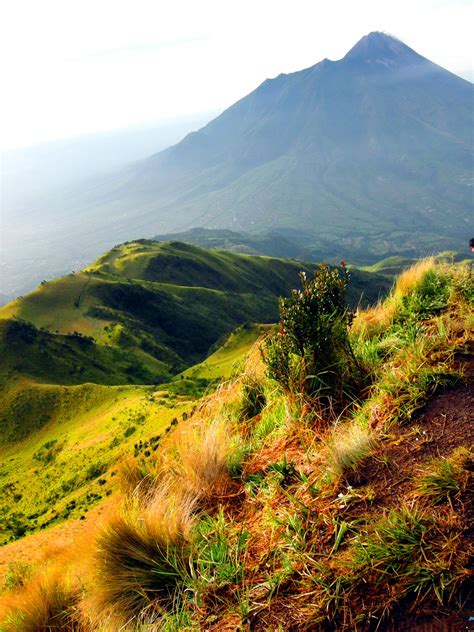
[353,258,473,339]
[415,447,472,504]
[233,375,266,420]
[326,422,374,481]
[354,508,470,605]
[90,486,197,627]
[1,570,80,632]
[160,414,238,501]
[189,508,249,590]
[117,455,159,496]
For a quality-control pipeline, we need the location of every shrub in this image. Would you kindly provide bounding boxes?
[261,265,362,402]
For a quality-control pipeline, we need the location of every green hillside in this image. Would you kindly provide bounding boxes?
[180,323,271,381]
[0,319,260,545]
[0,379,194,545]
[0,318,260,546]
[0,241,390,547]
[1,241,391,375]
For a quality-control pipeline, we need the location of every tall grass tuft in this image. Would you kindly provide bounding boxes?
[1,570,80,632]
[233,375,267,420]
[353,258,438,338]
[415,447,471,504]
[89,484,197,627]
[325,422,374,481]
[118,455,159,496]
[159,415,238,501]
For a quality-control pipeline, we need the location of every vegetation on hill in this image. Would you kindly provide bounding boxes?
[0,258,472,630]
[0,241,391,377]
[0,315,262,547]
[2,242,376,549]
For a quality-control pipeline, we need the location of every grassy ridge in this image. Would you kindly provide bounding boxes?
[1,241,391,377]
[180,324,271,381]
[1,259,471,630]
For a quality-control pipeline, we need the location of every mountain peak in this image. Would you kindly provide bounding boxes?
[344,31,422,65]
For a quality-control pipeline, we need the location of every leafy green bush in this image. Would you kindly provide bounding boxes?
[261,265,362,402]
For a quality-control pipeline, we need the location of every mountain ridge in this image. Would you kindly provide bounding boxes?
[75,32,473,252]
[2,32,473,298]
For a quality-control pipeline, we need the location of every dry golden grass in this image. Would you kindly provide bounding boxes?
[0,567,82,631]
[392,257,436,299]
[0,500,116,630]
[352,300,398,339]
[117,454,160,496]
[81,381,244,628]
[325,421,375,481]
[82,483,198,629]
[162,416,237,498]
[352,257,437,338]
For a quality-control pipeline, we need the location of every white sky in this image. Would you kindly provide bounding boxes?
[1,0,472,151]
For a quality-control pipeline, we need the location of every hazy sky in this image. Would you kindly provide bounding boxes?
[1,0,472,150]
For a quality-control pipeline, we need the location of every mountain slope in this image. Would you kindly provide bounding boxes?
[1,259,472,629]
[68,32,473,255]
[3,33,472,299]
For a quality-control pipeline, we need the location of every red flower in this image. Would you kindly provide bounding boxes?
[340,259,346,267]
[280,327,286,335]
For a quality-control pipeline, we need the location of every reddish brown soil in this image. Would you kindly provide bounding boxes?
[385,603,474,632]
[359,382,473,511]
[243,370,474,631]
[364,373,474,632]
